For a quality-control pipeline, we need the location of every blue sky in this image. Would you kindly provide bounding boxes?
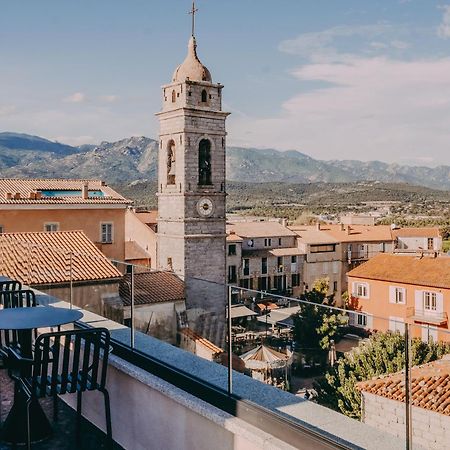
[1,0,450,166]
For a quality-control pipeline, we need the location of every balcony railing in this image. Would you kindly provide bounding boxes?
[406,306,448,325]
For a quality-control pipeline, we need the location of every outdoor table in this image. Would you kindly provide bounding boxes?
[0,306,83,444]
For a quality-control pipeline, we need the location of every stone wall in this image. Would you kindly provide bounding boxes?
[362,391,449,449]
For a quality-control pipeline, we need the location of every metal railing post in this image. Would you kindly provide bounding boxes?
[69,251,73,309]
[404,322,412,450]
[131,264,135,350]
[227,284,233,395]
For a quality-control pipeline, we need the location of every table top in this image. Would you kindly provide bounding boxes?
[0,306,83,330]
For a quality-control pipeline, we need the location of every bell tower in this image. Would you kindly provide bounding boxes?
[156,8,229,343]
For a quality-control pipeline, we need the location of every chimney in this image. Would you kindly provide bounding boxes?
[28,192,36,200]
[281,218,288,227]
[340,224,345,231]
[14,192,21,200]
[5,192,12,200]
[35,191,42,199]
[82,182,89,199]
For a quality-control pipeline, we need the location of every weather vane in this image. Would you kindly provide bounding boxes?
[188,1,198,37]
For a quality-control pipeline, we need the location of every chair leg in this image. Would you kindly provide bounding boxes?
[102,389,113,449]
[26,397,32,450]
[76,390,83,445]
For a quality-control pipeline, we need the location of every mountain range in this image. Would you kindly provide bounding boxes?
[0,132,449,190]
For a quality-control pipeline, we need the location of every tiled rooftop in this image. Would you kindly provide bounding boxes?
[0,231,121,285]
[0,179,130,205]
[227,221,297,238]
[392,227,441,238]
[119,271,185,306]
[357,356,450,416]
[347,253,450,289]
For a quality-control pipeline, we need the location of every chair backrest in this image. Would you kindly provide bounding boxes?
[0,290,37,309]
[32,328,111,397]
[0,280,22,292]
[0,290,38,353]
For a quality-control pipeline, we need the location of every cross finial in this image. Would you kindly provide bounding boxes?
[188,1,198,37]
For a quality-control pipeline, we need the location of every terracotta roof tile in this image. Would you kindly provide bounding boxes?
[0,179,131,205]
[357,356,450,415]
[347,253,450,290]
[179,327,223,354]
[392,227,441,238]
[320,224,393,243]
[124,241,151,261]
[0,231,121,285]
[119,271,185,306]
[227,221,296,238]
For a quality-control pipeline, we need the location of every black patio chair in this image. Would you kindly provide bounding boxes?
[0,280,22,292]
[8,327,112,450]
[0,290,38,359]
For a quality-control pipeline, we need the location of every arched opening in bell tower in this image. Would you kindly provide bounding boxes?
[201,89,208,103]
[198,139,212,185]
[167,140,176,185]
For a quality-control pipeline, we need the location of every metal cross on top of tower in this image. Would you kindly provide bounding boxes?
[188,1,198,37]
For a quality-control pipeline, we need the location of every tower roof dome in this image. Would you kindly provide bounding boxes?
[172,36,212,83]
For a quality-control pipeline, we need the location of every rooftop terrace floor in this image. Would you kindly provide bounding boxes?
[0,370,123,449]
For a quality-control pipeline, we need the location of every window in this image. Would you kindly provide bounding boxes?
[310,244,336,253]
[356,314,367,327]
[167,257,173,270]
[243,258,250,276]
[228,244,236,256]
[333,281,338,292]
[427,238,434,250]
[291,273,300,287]
[228,265,237,283]
[101,223,113,244]
[167,140,176,185]
[198,139,212,185]
[353,282,369,298]
[44,223,59,232]
[264,238,272,247]
[258,277,267,291]
[261,257,267,274]
[201,89,208,103]
[277,256,283,272]
[171,90,176,103]
[274,275,283,291]
[424,291,437,311]
[278,238,282,246]
[0,225,3,234]
[390,286,406,304]
[291,255,297,264]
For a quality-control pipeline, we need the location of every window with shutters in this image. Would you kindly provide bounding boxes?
[353,282,369,299]
[101,223,113,244]
[44,223,59,232]
[423,291,437,311]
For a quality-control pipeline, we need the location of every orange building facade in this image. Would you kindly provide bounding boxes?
[0,179,131,262]
[347,253,450,343]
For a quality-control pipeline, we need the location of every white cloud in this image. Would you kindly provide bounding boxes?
[438,5,450,38]
[63,92,86,103]
[229,56,450,166]
[99,95,118,103]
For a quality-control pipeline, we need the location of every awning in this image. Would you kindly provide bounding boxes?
[257,306,301,327]
[229,305,258,319]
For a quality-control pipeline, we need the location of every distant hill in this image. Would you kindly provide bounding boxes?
[0,133,449,190]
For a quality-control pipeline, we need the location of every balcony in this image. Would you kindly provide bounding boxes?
[0,276,405,450]
[407,306,448,325]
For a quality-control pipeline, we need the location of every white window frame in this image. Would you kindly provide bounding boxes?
[390,286,406,304]
[100,222,114,244]
[353,282,369,299]
[356,313,367,327]
[423,291,437,312]
[44,222,59,232]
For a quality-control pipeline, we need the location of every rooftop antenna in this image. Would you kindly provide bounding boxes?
[188,1,198,37]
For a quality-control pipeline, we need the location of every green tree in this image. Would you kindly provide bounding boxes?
[293,278,346,366]
[314,332,450,419]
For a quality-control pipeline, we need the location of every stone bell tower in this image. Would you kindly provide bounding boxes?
[156,14,229,343]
